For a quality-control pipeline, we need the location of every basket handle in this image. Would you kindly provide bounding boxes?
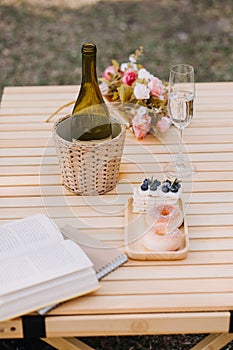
[45,100,75,123]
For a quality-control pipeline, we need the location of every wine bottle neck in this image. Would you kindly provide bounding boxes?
[81,54,98,84]
[72,43,107,118]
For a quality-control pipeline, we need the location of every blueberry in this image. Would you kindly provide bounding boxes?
[172,179,181,190]
[143,178,149,185]
[161,184,170,193]
[162,180,171,192]
[150,182,157,191]
[164,179,171,185]
[141,183,148,191]
[170,186,179,193]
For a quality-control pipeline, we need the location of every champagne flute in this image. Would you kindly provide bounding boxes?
[164,64,196,179]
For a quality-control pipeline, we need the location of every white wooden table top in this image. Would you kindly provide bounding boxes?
[0,82,233,338]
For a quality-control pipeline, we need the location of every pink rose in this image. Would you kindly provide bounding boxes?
[156,117,172,133]
[148,76,164,98]
[122,69,137,86]
[103,65,115,80]
[132,112,151,139]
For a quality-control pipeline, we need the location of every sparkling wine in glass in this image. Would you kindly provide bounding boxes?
[164,64,196,179]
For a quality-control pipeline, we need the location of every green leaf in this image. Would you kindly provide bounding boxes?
[117,84,133,103]
[112,91,119,101]
[112,59,119,74]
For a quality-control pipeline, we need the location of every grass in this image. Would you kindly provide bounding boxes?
[0,0,233,349]
[0,334,208,350]
[0,0,233,97]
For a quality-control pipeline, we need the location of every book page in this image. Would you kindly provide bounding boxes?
[0,240,94,296]
[0,214,63,259]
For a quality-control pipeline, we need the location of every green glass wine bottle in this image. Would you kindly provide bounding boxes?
[71,43,112,141]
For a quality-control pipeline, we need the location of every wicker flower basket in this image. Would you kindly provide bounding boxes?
[53,115,126,195]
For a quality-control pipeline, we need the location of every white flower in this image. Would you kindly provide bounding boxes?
[129,55,136,63]
[121,62,138,73]
[131,63,138,71]
[120,63,129,72]
[134,83,150,100]
[138,68,151,81]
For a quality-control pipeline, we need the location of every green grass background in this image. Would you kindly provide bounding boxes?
[1,0,233,97]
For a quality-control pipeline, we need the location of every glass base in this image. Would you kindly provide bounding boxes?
[164,161,197,180]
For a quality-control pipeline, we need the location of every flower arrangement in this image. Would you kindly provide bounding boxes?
[100,47,171,139]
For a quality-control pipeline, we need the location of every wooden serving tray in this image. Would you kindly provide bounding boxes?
[124,198,189,260]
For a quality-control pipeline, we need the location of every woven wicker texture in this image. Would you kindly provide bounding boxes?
[53,115,126,195]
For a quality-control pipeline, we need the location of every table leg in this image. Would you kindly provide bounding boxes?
[41,337,95,350]
[190,333,233,350]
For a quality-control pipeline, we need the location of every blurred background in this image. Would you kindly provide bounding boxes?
[0,0,233,99]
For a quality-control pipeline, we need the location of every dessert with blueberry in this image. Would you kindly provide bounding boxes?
[133,177,182,212]
[159,178,182,204]
[133,177,161,212]
[138,178,150,196]
[148,179,161,197]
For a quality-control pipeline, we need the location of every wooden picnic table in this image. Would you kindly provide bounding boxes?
[0,82,233,350]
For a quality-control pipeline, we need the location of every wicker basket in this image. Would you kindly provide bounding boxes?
[53,115,126,195]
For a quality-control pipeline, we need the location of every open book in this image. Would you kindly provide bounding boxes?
[0,214,99,322]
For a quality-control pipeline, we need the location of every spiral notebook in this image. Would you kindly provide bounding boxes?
[38,225,128,315]
[61,224,128,280]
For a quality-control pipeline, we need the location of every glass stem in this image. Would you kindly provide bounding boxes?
[176,128,184,169]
